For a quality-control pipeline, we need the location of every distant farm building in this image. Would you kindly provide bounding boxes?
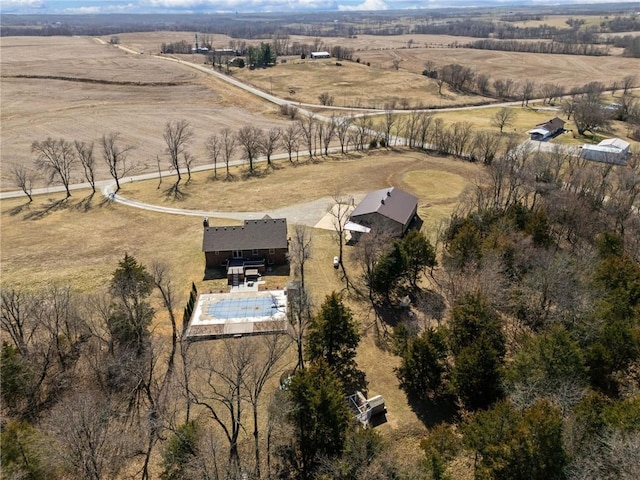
[347,187,418,238]
[202,216,288,285]
[310,51,331,59]
[580,138,630,165]
[528,117,565,141]
[212,48,242,56]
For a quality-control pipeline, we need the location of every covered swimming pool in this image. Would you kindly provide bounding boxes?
[207,296,284,319]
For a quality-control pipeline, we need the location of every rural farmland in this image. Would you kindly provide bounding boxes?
[1,4,640,480]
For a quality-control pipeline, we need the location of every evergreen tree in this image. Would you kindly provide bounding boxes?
[306,292,365,393]
[396,328,448,400]
[371,241,408,300]
[453,336,504,410]
[587,240,640,395]
[160,421,200,480]
[464,400,567,480]
[0,342,34,415]
[284,362,352,479]
[449,293,505,357]
[401,229,437,286]
[108,253,154,356]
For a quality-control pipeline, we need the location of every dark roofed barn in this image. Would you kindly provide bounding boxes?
[348,187,418,237]
[202,217,288,284]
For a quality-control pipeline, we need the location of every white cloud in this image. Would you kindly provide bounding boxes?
[0,0,44,8]
[141,0,205,7]
[64,3,137,14]
[338,0,387,11]
[138,0,334,12]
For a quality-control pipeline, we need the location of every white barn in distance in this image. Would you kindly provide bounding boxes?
[310,51,331,59]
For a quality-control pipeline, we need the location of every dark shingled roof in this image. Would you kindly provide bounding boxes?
[202,218,288,252]
[535,117,565,131]
[350,187,418,227]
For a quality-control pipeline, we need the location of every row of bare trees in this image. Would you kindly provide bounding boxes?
[426,58,637,106]
[20,133,133,200]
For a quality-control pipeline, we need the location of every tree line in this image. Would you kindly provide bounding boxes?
[467,38,609,56]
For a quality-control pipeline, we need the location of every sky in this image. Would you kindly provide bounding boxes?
[0,0,638,15]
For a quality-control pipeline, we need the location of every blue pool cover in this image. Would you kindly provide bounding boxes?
[207,296,279,319]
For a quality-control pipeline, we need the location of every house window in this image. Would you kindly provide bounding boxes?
[252,249,259,256]
[268,248,275,254]
[268,258,274,265]
[232,250,242,259]
[214,251,219,255]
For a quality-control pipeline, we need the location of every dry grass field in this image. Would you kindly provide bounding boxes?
[508,14,605,29]
[4,31,638,192]
[356,46,640,87]
[0,36,288,191]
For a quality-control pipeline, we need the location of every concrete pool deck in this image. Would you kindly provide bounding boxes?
[185,289,289,340]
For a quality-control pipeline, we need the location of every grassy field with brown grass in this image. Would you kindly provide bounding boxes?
[0,36,289,191]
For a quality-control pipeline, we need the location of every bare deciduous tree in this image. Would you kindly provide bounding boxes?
[164,120,194,191]
[1,286,86,420]
[322,117,337,156]
[237,125,264,173]
[318,92,334,106]
[190,340,251,476]
[331,193,355,289]
[12,165,35,202]
[74,140,96,193]
[476,72,491,95]
[102,132,134,193]
[262,127,282,168]
[183,152,195,183]
[352,115,372,151]
[417,111,434,149]
[493,78,517,99]
[297,114,316,159]
[382,101,396,147]
[32,137,76,197]
[449,121,473,157]
[44,391,132,480]
[243,335,291,479]
[520,79,536,106]
[335,115,353,154]
[205,134,221,180]
[221,128,236,180]
[471,130,502,165]
[492,107,517,133]
[622,74,637,96]
[281,123,299,163]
